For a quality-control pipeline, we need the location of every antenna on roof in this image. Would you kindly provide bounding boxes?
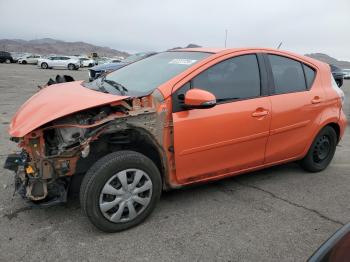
[277,42,283,49]
[224,29,228,48]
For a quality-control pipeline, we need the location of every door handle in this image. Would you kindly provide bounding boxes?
[252,109,269,117]
[311,96,322,104]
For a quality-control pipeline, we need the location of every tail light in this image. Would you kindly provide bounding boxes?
[331,75,345,107]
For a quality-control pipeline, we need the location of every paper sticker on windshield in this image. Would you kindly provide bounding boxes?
[169,59,197,65]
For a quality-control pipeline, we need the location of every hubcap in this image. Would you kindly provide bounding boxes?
[313,135,331,163]
[99,169,152,223]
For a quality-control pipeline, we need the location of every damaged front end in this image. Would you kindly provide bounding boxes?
[5,107,113,206]
[4,144,70,207]
[5,77,170,207]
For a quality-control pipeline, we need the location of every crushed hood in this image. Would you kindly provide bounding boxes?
[9,81,129,137]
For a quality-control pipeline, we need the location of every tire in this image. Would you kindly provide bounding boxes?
[88,63,93,67]
[22,60,27,65]
[5,58,11,64]
[300,126,337,172]
[68,63,75,70]
[41,62,48,69]
[80,151,162,232]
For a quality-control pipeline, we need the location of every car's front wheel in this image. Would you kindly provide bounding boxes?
[80,151,162,232]
[300,126,338,172]
[21,60,27,64]
[5,58,11,64]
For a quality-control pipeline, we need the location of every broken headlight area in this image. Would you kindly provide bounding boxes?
[5,96,159,207]
[6,108,116,206]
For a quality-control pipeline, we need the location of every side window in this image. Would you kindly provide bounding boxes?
[303,64,316,89]
[268,55,306,94]
[191,54,261,101]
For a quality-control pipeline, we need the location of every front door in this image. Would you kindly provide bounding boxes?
[172,54,271,184]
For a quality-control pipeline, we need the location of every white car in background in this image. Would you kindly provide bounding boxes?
[18,54,42,64]
[343,69,350,79]
[38,56,81,70]
[79,57,97,67]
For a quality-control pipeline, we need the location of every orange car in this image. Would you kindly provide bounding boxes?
[5,48,347,232]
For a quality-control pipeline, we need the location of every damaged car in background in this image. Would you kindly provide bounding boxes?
[4,48,347,232]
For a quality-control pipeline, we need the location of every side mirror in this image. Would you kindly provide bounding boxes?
[183,88,216,109]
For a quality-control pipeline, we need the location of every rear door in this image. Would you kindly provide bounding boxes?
[263,53,325,163]
[50,57,61,67]
[172,53,272,184]
[57,57,69,67]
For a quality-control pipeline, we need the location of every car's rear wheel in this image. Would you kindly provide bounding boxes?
[68,63,75,70]
[80,151,162,232]
[300,126,337,172]
[5,58,11,64]
[41,62,48,69]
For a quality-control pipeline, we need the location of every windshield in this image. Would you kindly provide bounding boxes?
[86,51,211,96]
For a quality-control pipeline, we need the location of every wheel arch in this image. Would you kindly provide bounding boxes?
[327,122,340,142]
[76,127,167,187]
[300,119,341,159]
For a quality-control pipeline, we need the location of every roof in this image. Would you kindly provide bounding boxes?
[171,47,326,67]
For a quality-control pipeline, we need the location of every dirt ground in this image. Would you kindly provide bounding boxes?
[0,63,349,262]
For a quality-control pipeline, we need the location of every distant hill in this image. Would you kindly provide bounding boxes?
[0,38,129,57]
[168,43,202,50]
[305,53,350,69]
[2,39,348,68]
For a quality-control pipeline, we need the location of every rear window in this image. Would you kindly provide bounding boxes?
[0,51,10,57]
[268,54,306,94]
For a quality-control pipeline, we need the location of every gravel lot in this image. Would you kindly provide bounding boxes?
[0,63,349,262]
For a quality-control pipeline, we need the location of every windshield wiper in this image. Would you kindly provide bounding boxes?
[101,76,128,95]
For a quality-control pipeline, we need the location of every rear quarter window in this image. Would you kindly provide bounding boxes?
[268,54,306,94]
[303,64,316,89]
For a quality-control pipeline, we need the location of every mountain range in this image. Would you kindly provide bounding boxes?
[0,38,129,57]
[305,53,350,69]
[0,38,349,68]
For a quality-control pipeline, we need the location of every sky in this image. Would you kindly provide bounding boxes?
[0,0,349,60]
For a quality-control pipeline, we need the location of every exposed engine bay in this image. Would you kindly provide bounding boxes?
[4,76,170,207]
